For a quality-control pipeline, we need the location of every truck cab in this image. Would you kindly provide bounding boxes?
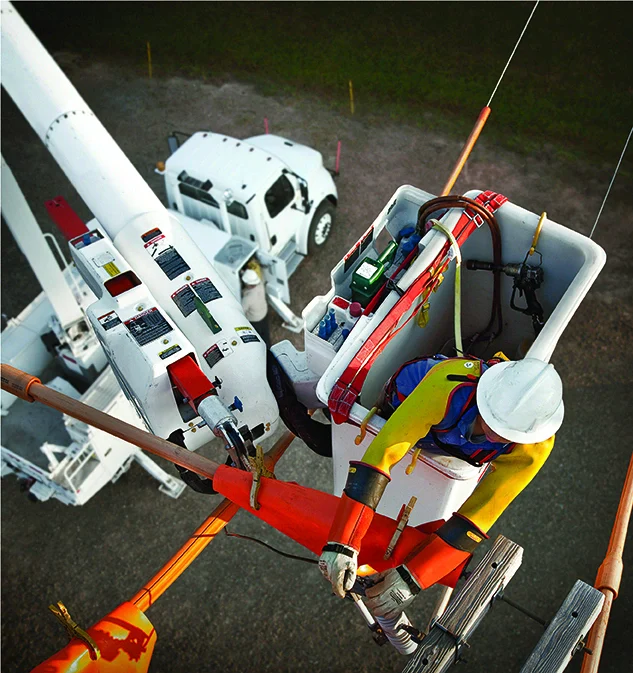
[160,132,338,331]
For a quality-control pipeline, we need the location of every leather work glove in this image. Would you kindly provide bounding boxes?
[318,543,358,598]
[319,462,390,598]
[364,566,421,619]
[405,513,488,589]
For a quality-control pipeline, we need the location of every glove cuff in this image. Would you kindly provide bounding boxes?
[344,462,390,510]
[436,513,489,553]
[397,565,421,595]
[322,542,357,558]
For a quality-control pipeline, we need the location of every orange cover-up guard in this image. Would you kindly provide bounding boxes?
[32,602,156,673]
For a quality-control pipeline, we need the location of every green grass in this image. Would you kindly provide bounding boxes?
[16,1,633,162]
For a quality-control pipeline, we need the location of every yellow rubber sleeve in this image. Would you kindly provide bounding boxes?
[360,365,454,474]
[457,436,555,533]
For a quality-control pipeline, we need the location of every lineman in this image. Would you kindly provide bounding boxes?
[241,267,271,348]
[318,356,564,619]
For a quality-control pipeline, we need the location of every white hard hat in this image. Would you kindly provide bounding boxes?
[242,269,261,285]
[476,358,564,444]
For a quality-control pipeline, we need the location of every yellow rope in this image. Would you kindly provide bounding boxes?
[430,220,463,355]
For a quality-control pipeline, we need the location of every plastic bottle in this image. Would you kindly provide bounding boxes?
[327,308,337,335]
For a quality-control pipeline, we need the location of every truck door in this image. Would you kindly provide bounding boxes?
[224,197,252,241]
[260,173,303,255]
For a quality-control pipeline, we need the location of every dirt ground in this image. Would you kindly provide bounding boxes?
[1,58,632,673]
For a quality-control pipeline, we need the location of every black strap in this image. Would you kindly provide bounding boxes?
[322,543,356,558]
[429,432,485,467]
[396,566,421,594]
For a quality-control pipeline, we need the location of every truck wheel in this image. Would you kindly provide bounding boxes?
[309,201,335,253]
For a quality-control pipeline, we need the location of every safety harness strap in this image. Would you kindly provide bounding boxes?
[329,190,507,424]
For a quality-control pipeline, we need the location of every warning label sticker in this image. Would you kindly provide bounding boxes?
[141,228,163,244]
[98,311,122,331]
[171,285,197,317]
[158,344,182,360]
[203,344,224,369]
[155,247,190,281]
[125,308,172,346]
[234,325,260,344]
[191,278,222,303]
[143,228,190,280]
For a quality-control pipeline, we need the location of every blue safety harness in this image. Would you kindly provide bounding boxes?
[383,355,514,465]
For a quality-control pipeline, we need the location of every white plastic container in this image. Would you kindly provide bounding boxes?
[332,405,485,526]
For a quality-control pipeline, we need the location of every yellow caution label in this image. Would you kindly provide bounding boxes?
[103,262,120,277]
[467,531,483,543]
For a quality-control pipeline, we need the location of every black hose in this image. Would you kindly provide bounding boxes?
[168,428,218,495]
[267,350,332,457]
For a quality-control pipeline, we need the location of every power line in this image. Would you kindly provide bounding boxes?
[590,126,633,240]
[487,0,540,108]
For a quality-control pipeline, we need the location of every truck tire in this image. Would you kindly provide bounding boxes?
[308,200,335,254]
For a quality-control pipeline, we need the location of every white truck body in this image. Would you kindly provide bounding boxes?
[0,158,186,504]
[161,131,338,329]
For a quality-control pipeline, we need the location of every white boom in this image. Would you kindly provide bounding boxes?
[1,2,279,446]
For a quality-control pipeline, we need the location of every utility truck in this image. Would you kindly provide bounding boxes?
[157,130,338,331]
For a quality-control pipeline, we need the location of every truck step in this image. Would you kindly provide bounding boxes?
[278,239,304,278]
[519,580,604,673]
[402,535,523,673]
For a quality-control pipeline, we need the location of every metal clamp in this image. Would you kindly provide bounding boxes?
[249,444,274,510]
[49,601,100,661]
[429,618,471,665]
[384,496,417,560]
